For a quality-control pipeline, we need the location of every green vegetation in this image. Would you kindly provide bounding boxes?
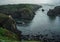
[0,27,40,42]
[0,27,19,40]
[0,4,42,42]
[0,4,41,12]
[0,13,22,42]
[0,13,9,22]
[0,4,41,22]
[0,39,40,42]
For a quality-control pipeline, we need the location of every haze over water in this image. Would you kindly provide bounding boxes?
[0,0,60,5]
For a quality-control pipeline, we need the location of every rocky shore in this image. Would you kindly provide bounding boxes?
[0,4,41,41]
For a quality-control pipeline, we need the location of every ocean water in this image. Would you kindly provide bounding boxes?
[17,4,60,37]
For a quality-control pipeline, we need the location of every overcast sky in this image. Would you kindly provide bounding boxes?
[0,0,60,5]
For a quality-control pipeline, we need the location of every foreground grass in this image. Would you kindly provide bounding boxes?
[0,40,40,42]
[0,27,19,41]
[0,40,20,42]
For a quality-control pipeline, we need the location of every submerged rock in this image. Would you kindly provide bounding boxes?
[47,6,60,16]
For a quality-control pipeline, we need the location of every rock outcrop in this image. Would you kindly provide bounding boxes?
[14,8,35,24]
[0,13,21,40]
[47,6,60,16]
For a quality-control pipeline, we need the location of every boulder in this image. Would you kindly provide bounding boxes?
[42,9,44,12]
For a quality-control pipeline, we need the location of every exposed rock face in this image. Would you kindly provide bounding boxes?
[0,13,21,40]
[53,6,60,15]
[47,9,56,16]
[47,6,60,16]
[13,8,35,23]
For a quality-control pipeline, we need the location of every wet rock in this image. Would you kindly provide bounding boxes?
[47,6,60,16]
[42,9,44,12]
[53,6,60,16]
[47,9,56,16]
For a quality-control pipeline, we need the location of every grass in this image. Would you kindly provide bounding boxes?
[0,27,19,41]
[0,40,40,42]
[0,40,20,42]
[0,4,41,12]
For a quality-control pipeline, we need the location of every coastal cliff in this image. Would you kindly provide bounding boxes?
[47,6,60,16]
[0,4,41,41]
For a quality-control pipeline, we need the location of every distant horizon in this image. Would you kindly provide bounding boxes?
[0,0,60,5]
[0,3,60,6]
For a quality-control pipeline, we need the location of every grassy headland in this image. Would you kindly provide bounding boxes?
[0,4,42,42]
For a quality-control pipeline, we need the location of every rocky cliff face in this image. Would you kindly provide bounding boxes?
[13,8,35,24]
[47,6,60,16]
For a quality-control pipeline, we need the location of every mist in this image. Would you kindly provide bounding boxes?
[0,0,60,5]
